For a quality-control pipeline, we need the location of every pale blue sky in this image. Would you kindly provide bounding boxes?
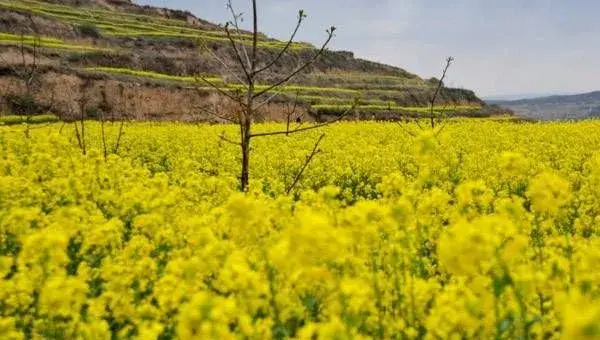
[138,0,599,98]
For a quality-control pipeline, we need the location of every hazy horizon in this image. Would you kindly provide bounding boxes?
[138,0,600,98]
[482,91,588,101]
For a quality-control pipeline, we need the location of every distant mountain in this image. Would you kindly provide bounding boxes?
[489,91,600,120]
[483,92,574,101]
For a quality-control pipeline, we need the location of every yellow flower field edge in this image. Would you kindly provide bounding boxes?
[1,121,599,339]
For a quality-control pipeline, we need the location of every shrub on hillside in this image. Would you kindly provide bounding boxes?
[85,107,102,119]
[4,93,44,115]
[77,23,102,39]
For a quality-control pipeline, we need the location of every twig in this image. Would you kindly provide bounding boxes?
[100,109,108,160]
[113,118,126,154]
[251,0,259,70]
[195,103,237,123]
[285,133,325,194]
[285,91,301,135]
[252,27,336,98]
[224,22,252,83]
[196,0,339,191]
[429,56,454,128]
[195,75,244,102]
[252,90,284,111]
[195,39,246,84]
[254,10,305,75]
[74,122,83,153]
[250,102,353,138]
[219,131,241,146]
[396,120,417,137]
[226,0,252,70]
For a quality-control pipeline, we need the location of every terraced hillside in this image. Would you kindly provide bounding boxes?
[0,0,492,121]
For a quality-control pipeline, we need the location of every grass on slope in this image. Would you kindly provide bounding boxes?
[85,67,360,96]
[0,0,310,50]
[87,67,422,98]
[0,33,111,51]
[85,67,481,114]
[308,72,429,90]
[0,114,59,125]
[86,67,224,84]
[313,104,482,115]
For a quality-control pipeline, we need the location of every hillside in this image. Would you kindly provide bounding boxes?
[489,91,600,120]
[0,0,491,121]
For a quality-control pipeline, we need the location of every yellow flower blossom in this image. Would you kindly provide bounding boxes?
[0,121,599,339]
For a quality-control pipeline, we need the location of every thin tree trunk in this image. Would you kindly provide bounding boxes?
[240,131,250,191]
[100,111,108,160]
[80,111,86,155]
[240,85,254,191]
[114,119,126,154]
[198,0,337,191]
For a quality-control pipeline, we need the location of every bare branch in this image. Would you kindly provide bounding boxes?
[24,14,41,91]
[429,56,454,128]
[434,121,449,138]
[20,32,26,70]
[285,133,325,194]
[391,103,420,136]
[253,27,336,98]
[73,122,83,152]
[434,101,458,137]
[396,120,417,137]
[224,23,252,83]
[219,131,241,146]
[195,103,238,123]
[435,100,452,127]
[251,0,259,70]
[0,51,21,75]
[113,88,131,154]
[401,87,425,131]
[194,75,242,103]
[285,91,301,135]
[191,85,240,123]
[226,0,252,70]
[100,108,108,161]
[198,1,339,192]
[252,90,283,111]
[195,39,246,84]
[0,29,34,81]
[75,80,90,155]
[113,118,127,154]
[254,10,305,75]
[250,101,352,138]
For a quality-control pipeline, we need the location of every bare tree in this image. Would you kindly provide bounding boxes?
[428,56,454,129]
[99,106,108,160]
[97,81,130,159]
[396,56,455,135]
[196,0,354,192]
[0,15,42,137]
[113,83,131,154]
[74,79,92,155]
[285,133,325,194]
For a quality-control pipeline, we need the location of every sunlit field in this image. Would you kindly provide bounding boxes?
[1,120,599,339]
